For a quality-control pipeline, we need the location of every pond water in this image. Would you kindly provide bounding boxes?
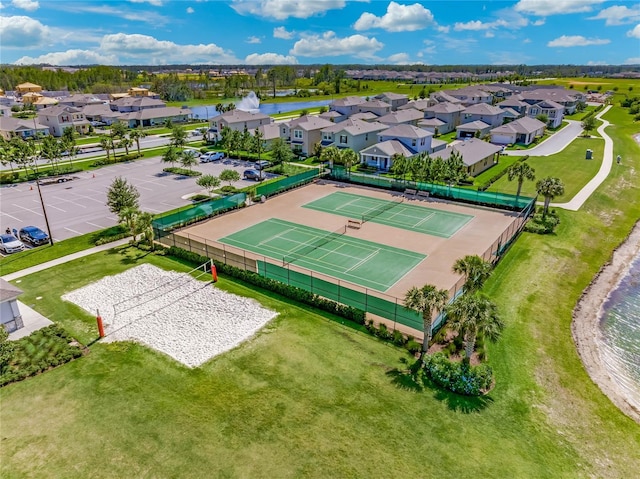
[190,98,337,120]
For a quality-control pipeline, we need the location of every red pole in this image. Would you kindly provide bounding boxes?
[211,261,218,283]
[96,309,105,338]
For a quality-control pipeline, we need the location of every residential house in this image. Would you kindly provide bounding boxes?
[81,103,123,125]
[110,96,165,113]
[320,118,388,152]
[376,108,424,127]
[15,82,42,96]
[357,99,392,117]
[429,91,462,104]
[461,103,505,128]
[424,102,466,134]
[256,123,281,149]
[318,110,342,122]
[442,87,493,106]
[456,120,492,139]
[118,107,192,128]
[349,112,379,122]
[417,117,447,135]
[360,140,415,171]
[0,117,50,140]
[280,115,334,156]
[374,92,409,111]
[478,84,512,100]
[0,105,10,117]
[500,107,522,123]
[21,92,43,105]
[209,109,273,142]
[378,124,435,154]
[0,279,24,334]
[491,117,546,145]
[434,138,502,176]
[329,96,365,121]
[520,88,582,115]
[525,99,564,128]
[397,98,436,112]
[58,94,107,108]
[37,105,89,136]
[32,97,59,110]
[497,97,528,117]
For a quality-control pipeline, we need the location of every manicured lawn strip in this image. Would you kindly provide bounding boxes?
[0,226,125,276]
[472,155,523,186]
[0,247,581,478]
[488,137,604,201]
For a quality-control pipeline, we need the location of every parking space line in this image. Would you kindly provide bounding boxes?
[86,221,107,228]
[47,204,67,213]
[12,204,43,216]
[64,227,82,234]
[0,212,22,222]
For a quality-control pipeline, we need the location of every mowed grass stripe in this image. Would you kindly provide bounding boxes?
[219,218,425,292]
[303,191,474,238]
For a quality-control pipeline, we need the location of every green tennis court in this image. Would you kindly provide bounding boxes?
[219,218,426,292]
[302,191,474,238]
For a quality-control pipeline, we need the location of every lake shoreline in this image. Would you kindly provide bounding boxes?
[572,221,640,424]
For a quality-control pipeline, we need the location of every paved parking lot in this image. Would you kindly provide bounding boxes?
[0,155,273,243]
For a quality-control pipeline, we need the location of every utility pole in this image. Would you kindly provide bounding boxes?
[35,179,54,246]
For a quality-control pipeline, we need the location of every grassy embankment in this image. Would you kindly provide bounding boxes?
[0,105,639,477]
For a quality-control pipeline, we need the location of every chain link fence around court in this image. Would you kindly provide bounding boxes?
[255,167,322,198]
[330,167,536,211]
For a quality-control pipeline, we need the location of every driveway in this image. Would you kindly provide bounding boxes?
[0,155,274,242]
[504,120,583,157]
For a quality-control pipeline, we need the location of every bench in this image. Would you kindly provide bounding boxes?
[347,219,362,229]
[404,188,417,197]
[416,190,430,199]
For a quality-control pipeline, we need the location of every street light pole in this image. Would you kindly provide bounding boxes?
[35,179,54,246]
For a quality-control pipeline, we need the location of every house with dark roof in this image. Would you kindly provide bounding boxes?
[397,98,436,112]
[490,117,546,145]
[442,87,493,106]
[525,99,564,128]
[119,107,192,128]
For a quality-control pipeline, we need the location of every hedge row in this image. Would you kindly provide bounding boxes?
[0,167,83,185]
[166,246,366,325]
[91,152,144,167]
[163,167,202,177]
[423,352,493,396]
[478,155,529,191]
[581,104,604,121]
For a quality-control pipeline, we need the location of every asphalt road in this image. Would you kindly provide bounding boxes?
[0,155,273,243]
[504,120,583,157]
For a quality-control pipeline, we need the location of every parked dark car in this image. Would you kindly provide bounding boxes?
[243,169,262,181]
[18,226,50,246]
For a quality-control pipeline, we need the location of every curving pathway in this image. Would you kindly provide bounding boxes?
[548,105,613,211]
[504,119,583,157]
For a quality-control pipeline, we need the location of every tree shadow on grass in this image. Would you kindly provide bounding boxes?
[385,357,424,393]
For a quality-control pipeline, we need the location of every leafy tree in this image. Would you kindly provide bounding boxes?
[129,127,147,154]
[179,151,198,171]
[447,293,504,362]
[169,125,188,150]
[341,148,358,176]
[219,168,240,186]
[442,150,466,185]
[99,135,113,161]
[136,211,155,248]
[319,145,341,166]
[404,284,449,357]
[311,141,323,159]
[0,137,15,173]
[507,162,536,199]
[196,174,221,196]
[270,137,294,165]
[0,327,15,375]
[60,128,78,169]
[536,176,565,217]
[10,137,36,179]
[452,255,492,294]
[250,128,265,160]
[40,135,62,175]
[582,115,596,136]
[390,153,409,180]
[106,176,140,222]
[536,113,549,125]
[119,206,139,236]
[241,126,252,159]
[228,129,243,159]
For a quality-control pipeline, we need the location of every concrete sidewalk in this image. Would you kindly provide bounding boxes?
[1,237,130,282]
[548,105,613,211]
[505,119,583,157]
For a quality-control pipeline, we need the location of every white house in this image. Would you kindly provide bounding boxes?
[320,118,388,152]
[280,115,335,156]
[490,117,546,145]
[37,105,90,137]
[209,109,273,142]
[0,279,23,333]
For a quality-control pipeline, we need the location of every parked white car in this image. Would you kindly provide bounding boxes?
[200,152,225,163]
[0,234,25,254]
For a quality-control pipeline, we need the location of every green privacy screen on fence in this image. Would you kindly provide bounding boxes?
[153,193,247,231]
[256,168,321,197]
[256,260,434,332]
[329,167,535,211]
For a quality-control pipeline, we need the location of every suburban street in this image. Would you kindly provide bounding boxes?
[0,155,272,243]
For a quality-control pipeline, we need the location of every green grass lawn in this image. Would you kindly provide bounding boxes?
[1,105,639,478]
[488,137,604,201]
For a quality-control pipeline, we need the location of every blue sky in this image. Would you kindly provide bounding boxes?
[1,0,639,66]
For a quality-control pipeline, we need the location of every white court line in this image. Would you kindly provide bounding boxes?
[258,228,295,246]
[344,250,379,273]
[413,212,436,228]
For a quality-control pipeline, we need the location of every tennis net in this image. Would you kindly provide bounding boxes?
[361,197,404,223]
[282,225,346,266]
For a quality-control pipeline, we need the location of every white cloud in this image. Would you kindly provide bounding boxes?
[354,2,440,32]
[231,0,346,20]
[454,9,529,31]
[515,0,605,16]
[437,36,478,53]
[547,35,610,47]
[129,0,164,6]
[58,4,169,25]
[290,31,383,59]
[627,24,640,38]
[587,60,609,65]
[485,31,495,38]
[246,36,261,44]
[523,38,532,43]
[589,5,640,26]
[387,52,410,64]
[244,52,298,65]
[14,49,118,66]
[532,19,545,26]
[100,33,240,64]
[273,26,294,39]
[0,15,48,47]
[624,57,640,64]
[186,6,194,14]
[12,0,38,11]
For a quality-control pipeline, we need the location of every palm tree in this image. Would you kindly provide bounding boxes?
[507,162,536,200]
[341,148,358,177]
[162,146,179,168]
[179,150,198,171]
[169,125,188,151]
[404,284,449,357]
[40,135,62,175]
[446,293,504,362]
[119,206,139,237]
[0,137,15,174]
[251,127,265,161]
[452,255,492,294]
[536,176,565,217]
[319,146,342,167]
[390,153,408,181]
[129,127,147,154]
[99,135,112,161]
[119,136,133,156]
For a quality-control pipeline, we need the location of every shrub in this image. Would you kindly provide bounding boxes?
[405,340,422,355]
[392,329,406,346]
[377,323,392,341]
[94,232,130,245]
[478,155,529,191]
[0,172,19,184]
[423,353,494,396]
[165,246,366,325]
[525,209,560,234]
[163,167,202,177]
